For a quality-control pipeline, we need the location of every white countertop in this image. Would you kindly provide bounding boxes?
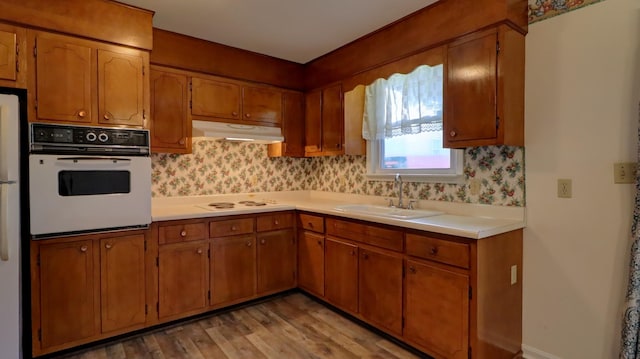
[152,191,526,239]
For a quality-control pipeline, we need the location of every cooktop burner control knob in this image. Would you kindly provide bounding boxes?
[98,132,109,143]
[85,132,97,142]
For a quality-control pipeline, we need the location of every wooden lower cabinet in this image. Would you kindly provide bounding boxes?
[358,246,403,336]
[38,239,99,351]
[257,229,296,294]
[32,231,147,356]
[297,230,325,296]
[211,235,256,305]
[324,237,358,313]
[158,240,209,320]
[405,259,469,359]
[100,234,146,333]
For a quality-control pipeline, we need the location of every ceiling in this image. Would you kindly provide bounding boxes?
[118,0,440,64]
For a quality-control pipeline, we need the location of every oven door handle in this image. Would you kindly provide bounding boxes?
[57,157,132,162]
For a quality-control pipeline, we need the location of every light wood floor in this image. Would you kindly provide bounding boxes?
[59,293,424,359]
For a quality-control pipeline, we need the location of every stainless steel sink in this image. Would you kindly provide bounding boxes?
[333,204,443,220]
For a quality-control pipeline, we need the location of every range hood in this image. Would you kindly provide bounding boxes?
[192,120,284,144]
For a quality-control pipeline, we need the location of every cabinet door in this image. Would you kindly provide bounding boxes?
[243,86,282,125]
[445,31,497,145]
[0,30,16,81]
[257,229,296,294]
[359,247,403,335]
[150,68,191,153]
[304,90,322,155]
[321,84,344,154]
[158,241,209,319]
[325,238,358,313]
[405,259,469,359]
[191,77,241,120]
[98,49,145,126]
[281,91,305,157]
[34,35,94,124]
[211,235,256,305]
[39,240,99,349]
[297,231,324,296]
[100,234,146,333]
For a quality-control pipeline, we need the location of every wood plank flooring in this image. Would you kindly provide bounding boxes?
[58,293,424,359]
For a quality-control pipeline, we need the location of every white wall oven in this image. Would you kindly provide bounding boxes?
[29,123,151,238]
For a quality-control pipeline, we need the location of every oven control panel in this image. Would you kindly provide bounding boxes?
[30,123,150,155]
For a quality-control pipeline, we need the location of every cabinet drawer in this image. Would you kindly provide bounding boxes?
[298,213,325,233]
[210,218,254,237]
[159,222,207,245]
[326,218,403,252]
[257,212,293,232]
[406,234,470,269]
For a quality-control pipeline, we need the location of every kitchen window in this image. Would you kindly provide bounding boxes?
[363,64,463,183]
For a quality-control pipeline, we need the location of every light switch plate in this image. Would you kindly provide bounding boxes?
[614,162,637,184]
[557,179,572,198]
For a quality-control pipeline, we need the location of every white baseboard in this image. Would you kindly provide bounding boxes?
[521,344,564,359]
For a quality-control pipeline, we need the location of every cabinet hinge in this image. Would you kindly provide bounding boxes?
[496,41,500,54]
[208,290,211,300]
[38,329,41,342]
[208,249,210,259]
[15,43,19,73]
[34,99,38,110]
[469,286,473,300]
[402,265,405,278]
[142,65,145,76]
[401,316,405,329]
[156,302,159,313]
[189,99,192,109]
[145,304,148,315]
[36,253,40,266]
[33,44,37,57]
[144,240,147,251]
[143,109,146,119]
[156,257,159,267]
[468,347,472,359]
[496,117,500,129]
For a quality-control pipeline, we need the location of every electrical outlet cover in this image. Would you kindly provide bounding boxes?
[557,179,572,198]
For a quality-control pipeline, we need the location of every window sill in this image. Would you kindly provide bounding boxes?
[365,173,466,184]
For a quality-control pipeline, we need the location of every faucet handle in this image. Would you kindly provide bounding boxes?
[386,198,395,207]
[408,200,418,210]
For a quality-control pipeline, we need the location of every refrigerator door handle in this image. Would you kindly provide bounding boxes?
[0,180,16,185]
[0,183,8,261]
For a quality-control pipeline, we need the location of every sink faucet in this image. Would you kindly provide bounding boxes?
[395,173,404,209]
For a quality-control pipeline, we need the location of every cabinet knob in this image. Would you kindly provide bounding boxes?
[430,246,439,255]
[105,243,112,249]
[231,226,237,231]
[274,220,279,225]
[197,248,203,254]
[409,266,416,274]
[362,252,369,260]
[260,239,266,245]
[449,130,457,137]
[335,144,340,148]
[245,113,251,118]
[80,245,88,253]
[179,138,185,145]
[317,240,322,246]
[308,222,313,228]
[103,113,111,121]
[350,250,356,256]
[180,230,187,237]
[232,111,238,117]
[246,241,252,247]
[78,110,86,118]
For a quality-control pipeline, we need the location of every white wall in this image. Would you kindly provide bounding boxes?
[524,1,640,358]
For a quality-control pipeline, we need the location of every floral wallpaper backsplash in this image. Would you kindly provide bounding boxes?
[528,0,606,23]
[151,139,525,207]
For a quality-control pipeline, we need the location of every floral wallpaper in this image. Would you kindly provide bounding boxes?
[151,139,525,207]
[528,0,606,23]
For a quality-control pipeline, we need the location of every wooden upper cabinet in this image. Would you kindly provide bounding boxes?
[444,25,525,148]
[243,86,282,124]
[39,239,99,350]
[0,30,17,81]
[150,67,191,153]
[98,50,145,126]
[33,35,94,124]
[28,31,149,128]
[404,259,469,359]
[304,84,346,157]
[191,75,283,126]
[268,91,305,157]
[191,77,241,120]
[99,234,146,334]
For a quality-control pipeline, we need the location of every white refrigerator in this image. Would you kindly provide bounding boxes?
[0,93,21,359]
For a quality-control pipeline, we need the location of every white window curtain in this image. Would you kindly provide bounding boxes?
[362,64,443,141]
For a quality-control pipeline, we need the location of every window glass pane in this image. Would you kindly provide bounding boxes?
[58,170,131,196]
[382,130,450,170]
